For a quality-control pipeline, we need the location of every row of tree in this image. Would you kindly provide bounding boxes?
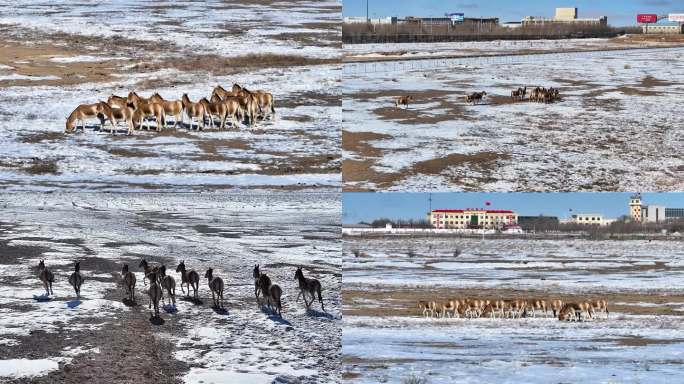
[343,22,640,44]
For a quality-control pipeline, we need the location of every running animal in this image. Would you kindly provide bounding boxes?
[121,264,136,301]
[176,260,200,299]
[68,261,84,298]
[294,266,324,311]
[205,268,225,309]
[37,259,55,296]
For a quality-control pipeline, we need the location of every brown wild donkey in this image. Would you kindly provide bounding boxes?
[37,259,55,296]
[65,103,105,133]
[149,93,183,129]
[127,94,165,132]
[181,94,206,130]
[294,266,324,311]
[395,95,413,109]
[121,264,136,301]
[205,268,225,309]
[176,260,200,299]
[97,101,135,135]
[68,261,84,298]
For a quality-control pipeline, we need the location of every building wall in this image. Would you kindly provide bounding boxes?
[643,205,666,223]
[570,214,606,225]
[429,209,517,230]
[643,25,684,34]
[555,7,578,20]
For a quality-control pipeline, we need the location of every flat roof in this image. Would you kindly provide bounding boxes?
[432,209,515,214]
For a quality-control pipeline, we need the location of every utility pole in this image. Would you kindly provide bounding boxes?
[366,0,369,23]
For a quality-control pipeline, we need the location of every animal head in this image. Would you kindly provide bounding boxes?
[176,260,185,273]
[138,258,147,268]
[294,266,303,280]
[205,268,213,279]
[253,264,260,278]
[38,259,45,269]
[159,265,166,276]
[74,261,80,272]
[122,264,129,275]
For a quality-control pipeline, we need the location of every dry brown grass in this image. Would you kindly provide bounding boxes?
[23,158,60,175]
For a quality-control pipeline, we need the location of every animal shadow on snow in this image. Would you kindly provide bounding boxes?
[122,298,138,307]
[163,304,178,313]
[66,300,82,309]
[149,314,165,326]
[306,308,333,320]
[211,306,229,315]
[260,306,291,326]
[179,296,203,305]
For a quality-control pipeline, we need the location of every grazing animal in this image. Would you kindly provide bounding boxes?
[550,299,564,317]
[212,85,236,100]
[65,103,105,133]
[158,265,176,306]
[558,302,582,321]
[37,259,55,296]
[511,86,527,101]
[395,95,413,109]
[528,298,548,318]
[107,95,128,109]
[204,268,225,308]
[237,86,275,120]
[176,260,200,299]
[590,299,609,319]
[121,264,136,301]
[418,300,436,318]
[181,94,206,130]
[97,101,135,135]
[68,261,84,298]
[294,266,324,311]
[465,91,487,105]
[147,271,163,317]
[127,95,166,132]
[149,93,183,129]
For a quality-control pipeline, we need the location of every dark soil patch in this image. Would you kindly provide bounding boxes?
[342,131,392,158]
[412,151,508,176]
[23,158,60,175]
[20,131,65,144]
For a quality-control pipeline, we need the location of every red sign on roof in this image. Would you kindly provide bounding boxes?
[637,14,658,23]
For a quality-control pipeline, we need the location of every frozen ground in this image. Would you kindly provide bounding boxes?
[1,0,340,59]
[342,236,684,383]
[342,46,684,191]
[344,36,684,61]
[0,0,341,192]
[0,192,341,383]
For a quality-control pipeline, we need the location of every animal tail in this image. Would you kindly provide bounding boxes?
[317,286,323,304]
[271,100,275,114]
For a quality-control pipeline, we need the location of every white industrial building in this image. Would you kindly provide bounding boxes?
[522,7,607,26]
[630,193,684,223]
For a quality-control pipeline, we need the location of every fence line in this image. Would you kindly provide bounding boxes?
[343,46,684,75]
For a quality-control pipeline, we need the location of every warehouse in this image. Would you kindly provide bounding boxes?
[522,7,607,26]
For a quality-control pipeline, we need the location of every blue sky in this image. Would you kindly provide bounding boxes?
[342,0,684,26]
[342,193,684,224]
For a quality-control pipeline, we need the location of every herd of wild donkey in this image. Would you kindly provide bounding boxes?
[64,83,275,135]
[418,297,609,322]
[36,259,324,319]
[394,86,561,108]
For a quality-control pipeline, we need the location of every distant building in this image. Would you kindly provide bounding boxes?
[502,21,523,28]
[563,213,610,226]
[522,7,607,26]
[630,193,684,223]
[343,16,395,24]
[642,22,684,34]
[428,208,517,230]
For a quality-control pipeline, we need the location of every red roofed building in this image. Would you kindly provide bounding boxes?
[428,208,518,230]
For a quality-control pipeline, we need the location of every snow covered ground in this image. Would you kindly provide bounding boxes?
[0,192,341,383]
[344,37,684,61]
[342,47,684,191]
[0,0,341,192]
[342,236,684,383]
[1,0,340,59]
